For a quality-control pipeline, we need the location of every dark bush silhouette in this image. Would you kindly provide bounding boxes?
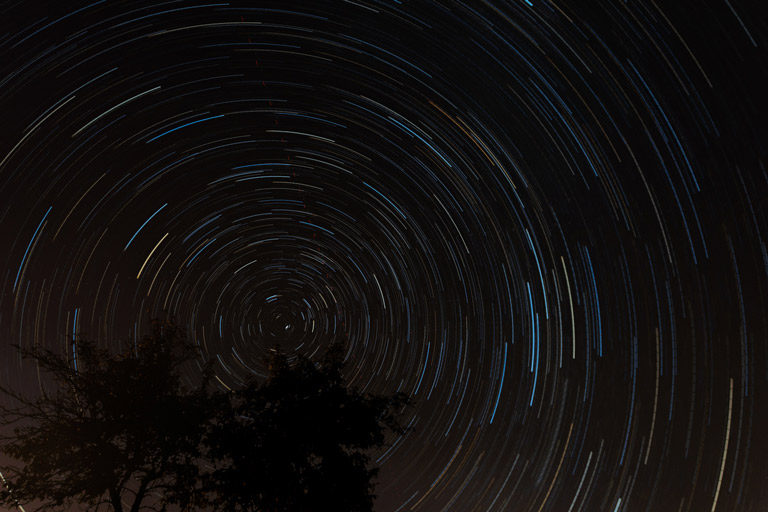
[206,344,410,512]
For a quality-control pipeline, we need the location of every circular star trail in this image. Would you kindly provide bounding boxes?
[1,1,767,511]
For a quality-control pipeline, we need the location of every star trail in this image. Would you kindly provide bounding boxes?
[1,1,766,511]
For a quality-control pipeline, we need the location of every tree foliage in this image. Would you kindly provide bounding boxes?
[0,320,218,512]
[0,323,410,512]
[206,344,410,512]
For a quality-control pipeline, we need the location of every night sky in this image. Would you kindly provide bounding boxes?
[1,1,767,511]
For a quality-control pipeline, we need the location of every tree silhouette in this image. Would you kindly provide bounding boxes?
[0,323,410,512]
[206,344,410,512]
[0,319,219,512]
